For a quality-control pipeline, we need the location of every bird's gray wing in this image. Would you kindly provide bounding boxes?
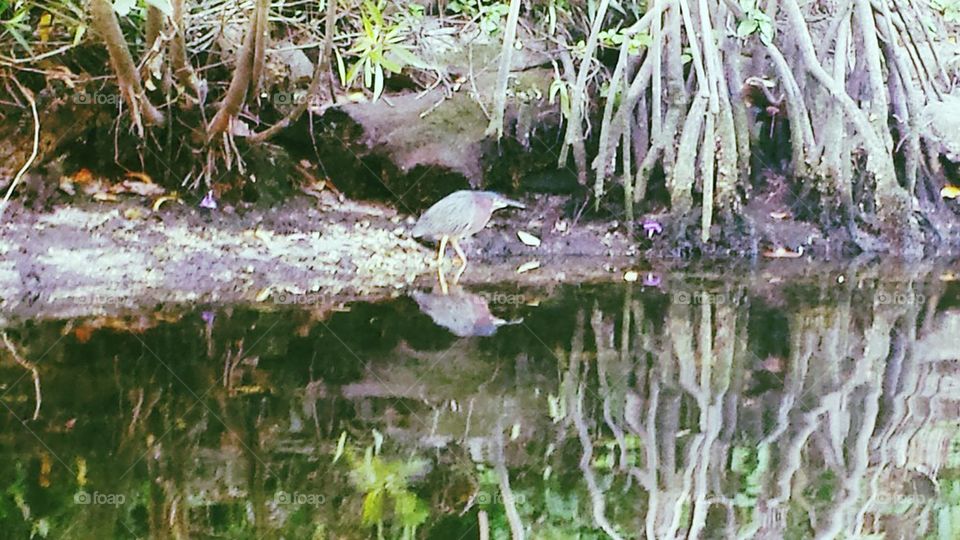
[413,192,478,238]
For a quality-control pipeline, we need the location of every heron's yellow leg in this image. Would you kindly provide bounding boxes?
[450,238,468,267]
[436,236,450,294]
[450,238,468,284]
[452,261,467,285]
[436,235,449,267]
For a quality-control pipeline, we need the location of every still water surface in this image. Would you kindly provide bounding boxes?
[2,271,960,539]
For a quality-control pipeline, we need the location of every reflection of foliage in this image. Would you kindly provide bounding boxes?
[474,462,615,539]
[593,434,641,470]
[2,462,50,538]
[346,441,429,539]
[731,445,770,508]
[934,469,960,538]
[803,469,838,506]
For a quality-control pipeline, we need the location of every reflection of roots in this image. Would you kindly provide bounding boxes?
[1,332,42,421]
[560,271,948,537]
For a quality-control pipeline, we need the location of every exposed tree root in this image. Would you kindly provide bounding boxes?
[207,0,269,138]
[89,0,164,135]
[551,0,954,254]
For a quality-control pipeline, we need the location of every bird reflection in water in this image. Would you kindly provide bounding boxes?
[411,286,522,337]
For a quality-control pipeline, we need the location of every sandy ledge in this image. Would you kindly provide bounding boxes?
[0,196,641,321]
[1,196,957,323]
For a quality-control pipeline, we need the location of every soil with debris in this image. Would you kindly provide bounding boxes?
[3,189,958,324]
[0,196,426,321]
[0,193,639,322]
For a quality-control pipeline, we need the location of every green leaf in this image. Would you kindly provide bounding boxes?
[372,428,384,455]
[391,47,426,70]
[7,26,33,55]
[333,431,347,463]
[393,491,429,527]
[372,63,384,101]
[380,53,403,74]
[730,446,752,474]
[73,23,87,46]
[361,489,384,526]
[363,59,373,88]
[31,518,50,539]
[335,48,348,87]
[345,60,361,86]
[736,19,758,38]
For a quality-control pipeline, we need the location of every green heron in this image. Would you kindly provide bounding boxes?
[412,190,525,277]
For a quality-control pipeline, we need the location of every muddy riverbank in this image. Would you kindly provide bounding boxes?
[0,195,634,321]
[2,194,958,323]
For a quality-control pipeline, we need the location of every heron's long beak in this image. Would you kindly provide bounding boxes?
[498,198,526,210]
[494,317,524,327]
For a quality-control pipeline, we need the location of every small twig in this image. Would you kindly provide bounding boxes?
[0,43,80,65]
[128,388,145,435]
[467,44,490,119]
[2,332,42,421]
[418,95,447,119]
[0,78,40,220]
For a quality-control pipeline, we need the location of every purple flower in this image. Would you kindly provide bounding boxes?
[200,190,218,210]
[642,273,662,287]
[201,311,215,325]
[642,219,663,239]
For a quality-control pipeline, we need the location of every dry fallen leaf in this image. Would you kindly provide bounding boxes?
[37,13,53,43]
[59,177,76,195]
[230,119,253,137]
[93,191,118,202]
[301,178,328,200]
[233,385,267,395]
[941,185,960,199]
[123,207,145,220]
[255,287,272,302]
[45,65,78,89]
[517,260,540,274]
[39,453,52,488]
[152,194,182,211]
[769,211,791,220]
[74,326,94,343]
[119,180,165,197]
[762,246,804,259]
[762,356,784,373]
[623,270,639,282]
[73,169,95,184]
[76,457,87,486]
[82,180,108,196]
[124,171,153,184]
[517,230,541,247]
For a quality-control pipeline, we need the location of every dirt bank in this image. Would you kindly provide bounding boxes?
[2,194,958,323]
[0,197,427,320]
[0,194,636,321]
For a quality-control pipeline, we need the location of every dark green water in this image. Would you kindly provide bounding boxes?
[2,273,960,539]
